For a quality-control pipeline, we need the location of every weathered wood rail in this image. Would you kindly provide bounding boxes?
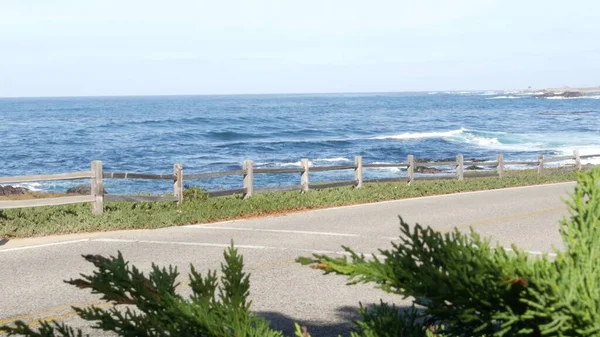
[0,150,597,214]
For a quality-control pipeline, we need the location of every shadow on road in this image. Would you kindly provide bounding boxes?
[259,302,419,336]
[258,305,359,336]
[0,238,8,246]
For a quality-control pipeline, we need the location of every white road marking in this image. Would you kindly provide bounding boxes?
[0,239,90,253]
[504,247,558,257]
[184,225,400,241]
[184,225,359,237]
[92,238,272,250]
[92,238,374,258]
[92,238,558,259]
[0,237,559,259]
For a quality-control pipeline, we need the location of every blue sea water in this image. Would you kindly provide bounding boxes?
[1,92,599,194]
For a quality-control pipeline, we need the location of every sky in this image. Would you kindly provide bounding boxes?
[1,0,599,97]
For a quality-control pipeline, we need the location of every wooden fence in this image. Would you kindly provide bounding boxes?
[0,150,597,215]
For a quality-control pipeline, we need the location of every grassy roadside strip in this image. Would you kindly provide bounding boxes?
[0,168,582,238]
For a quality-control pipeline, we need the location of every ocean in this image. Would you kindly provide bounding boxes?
[1,92,599,194]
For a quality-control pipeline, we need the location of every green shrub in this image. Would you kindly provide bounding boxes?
[299,168,600,336]
[1,244,284,337]
[183,185,209,201]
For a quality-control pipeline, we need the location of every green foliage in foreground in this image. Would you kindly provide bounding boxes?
[0,170,578,238]
[1,245,285,336]
[299,168,600,336]
[2,168,599,336]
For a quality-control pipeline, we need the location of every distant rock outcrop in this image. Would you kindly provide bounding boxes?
[0,185,29,196]
[415,166,442,174]
[535,91,586,98]
[466,165,484,170]
[67,184,108,195]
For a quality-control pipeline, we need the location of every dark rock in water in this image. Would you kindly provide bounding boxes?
[466,165,484,170]
[0,185,29,196]
[415,166,442,174]
[535,91,586,98]
[416,157,454,163]
[67,184,108,195]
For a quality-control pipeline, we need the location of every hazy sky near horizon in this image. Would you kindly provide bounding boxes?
[1,0,599,97]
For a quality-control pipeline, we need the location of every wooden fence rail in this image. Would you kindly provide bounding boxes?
[0,150,597,214]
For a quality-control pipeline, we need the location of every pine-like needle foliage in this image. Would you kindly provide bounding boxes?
[299,168,600,336]
[1,243,283,337]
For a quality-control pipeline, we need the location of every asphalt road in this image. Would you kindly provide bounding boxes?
[0,182,575,336]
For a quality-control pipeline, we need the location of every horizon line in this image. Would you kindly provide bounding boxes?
[0,88,526,100]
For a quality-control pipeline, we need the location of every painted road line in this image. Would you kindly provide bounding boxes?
[23,303,114,329]
[0,239,90,253]
[92,238,274,250]
[456,206,566,230]
[0,301,101,326]
[505,247,558,258]
[93,238,555,260]
[92,238,357,256]
[183,225,399,241]
[182,225,361,237]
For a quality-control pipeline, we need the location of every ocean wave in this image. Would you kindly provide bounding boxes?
[517,91,545,96]
[478,91,499,96]
[255,160,312,168]
[440,129,546,152]
[314,157,352,163]
[460,137,542,152]
[539,110,597,116]
[94,116,214,129]
[5,182,45,192]
[254,157,353,169]
[486,96,522,100]
[442,91,475,95]
[205,130,266,141]
[371,128,465,140]
[557,146,600,165]
[545,96,600,100]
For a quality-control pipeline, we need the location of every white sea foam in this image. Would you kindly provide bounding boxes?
[255,157,353,169]
[517,91,545,96]
[364,162,403,172]
[372,128,465,140]
[486,96,522,100]
[315,157,352,163]
[545,95,600,100]
[255,160,314,168]
[557,146,600,165]
[10,182,44,192]
[459,135,542,152]
[478,91,498,96]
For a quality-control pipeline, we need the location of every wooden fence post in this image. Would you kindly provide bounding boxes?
[574,150,581,171]
[301,159,310,192]
[243,160,254,199]
[497,154,504,178]
[407,155,414,185]
[537,154,544,176]
[456,154,464,181]
[173,164,183,206]
[355,155,363,189]
[91,160,104,215]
